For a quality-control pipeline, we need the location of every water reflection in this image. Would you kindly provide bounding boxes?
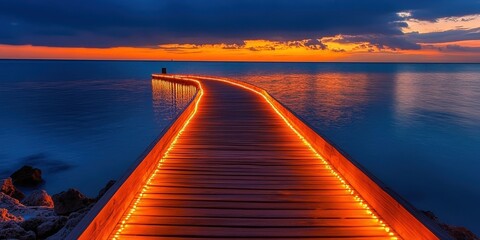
[391,71,480,231]
[1,60,479,233]
[0,78,196,196]
[151,79,197,123]
[395,71,480,128]
[238,67,480,233]
[237,72,374,128]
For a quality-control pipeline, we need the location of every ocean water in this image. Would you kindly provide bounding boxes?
[0,60,479,233]
[0,60,196,197]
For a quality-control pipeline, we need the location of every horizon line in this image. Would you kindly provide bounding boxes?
[1,58,479,64]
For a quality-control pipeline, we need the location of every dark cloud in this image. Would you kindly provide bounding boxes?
[304,39,327,50]
[423,44,480,53]
[408,0,480,21]
[334,35,421,50]
[443,45,480,53]
[0,0,478,49]
[406,28,480,43]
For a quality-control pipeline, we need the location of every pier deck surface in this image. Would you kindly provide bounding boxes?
[111,78,394,239]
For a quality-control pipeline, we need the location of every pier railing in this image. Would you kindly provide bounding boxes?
[69,77,201,239]
[184,75,451,240]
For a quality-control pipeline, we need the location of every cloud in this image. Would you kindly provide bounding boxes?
[304,39,327,50]
[406,28,480,43]
[442,45,480,53]
[0,0,478,50]
[334,35,421,50]
[407,0,480,21]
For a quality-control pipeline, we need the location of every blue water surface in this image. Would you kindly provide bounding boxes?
[0,60,479,233]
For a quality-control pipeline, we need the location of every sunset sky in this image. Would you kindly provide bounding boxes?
[1,0,479,62]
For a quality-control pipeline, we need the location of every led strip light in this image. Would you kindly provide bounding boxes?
[113,75,398,240]
[113,77,203,239]
[183,75,399,240]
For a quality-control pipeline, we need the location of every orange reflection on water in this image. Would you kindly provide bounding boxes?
[238,72,371,127]
[151,79,197,123]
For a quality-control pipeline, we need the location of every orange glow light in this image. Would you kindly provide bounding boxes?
[112,77,203,239]
[114,74,398,239]
[176,74,399,239]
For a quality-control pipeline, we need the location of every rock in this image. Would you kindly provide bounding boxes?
[46,206,92,240]
[0,186,93,239]
[440,224,480,240]
[23,190,54,207]
[20,209,58,231]
[52,189,93,215]
[0,208,23,222]
[1,192,54,221]
[0,221,36,240]
[36,216,67,238]
[0,178,25,200]
[97,180,116,200]
[422,210,438,222]
[422,210,479,240]
[10,165,43,187]
[20,217,44,232]
[0,192,25,212]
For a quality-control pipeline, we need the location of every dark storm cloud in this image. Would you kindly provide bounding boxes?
[0,0,478,49]
[408,0,480,21]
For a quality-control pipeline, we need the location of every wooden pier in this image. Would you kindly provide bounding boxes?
[69,75,451,240]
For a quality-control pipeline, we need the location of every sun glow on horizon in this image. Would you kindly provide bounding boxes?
[1,33,479,63]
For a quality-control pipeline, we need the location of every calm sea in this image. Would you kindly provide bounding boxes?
[1,60,479,233]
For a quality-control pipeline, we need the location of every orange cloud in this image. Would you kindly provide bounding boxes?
[0,41,344,62]
[0,37,478,62]
[402,14,480,34]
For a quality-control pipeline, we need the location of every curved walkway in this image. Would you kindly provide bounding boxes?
[111,78,394,239]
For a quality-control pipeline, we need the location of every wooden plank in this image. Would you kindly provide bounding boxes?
[136,199,360,210]
[150,174,339,181]
[148,171,334,177]
[125,216,381,227]
[155,168,333,175]
[155,162,327,167]
[148,178,341,185]
[130,207,375,219]
[156,165,329,171]
[147,182,344,190]
[157,163,328,170]
[140,193,360,203]
[144,187,348,195]
[119,225,389,238]
[151,175,337,181]
[151,175,335,181]
[162,157,323,162]
[117,236,393,240]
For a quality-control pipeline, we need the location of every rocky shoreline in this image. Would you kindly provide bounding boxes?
[0,165,114,239]
[1,165,479,239]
